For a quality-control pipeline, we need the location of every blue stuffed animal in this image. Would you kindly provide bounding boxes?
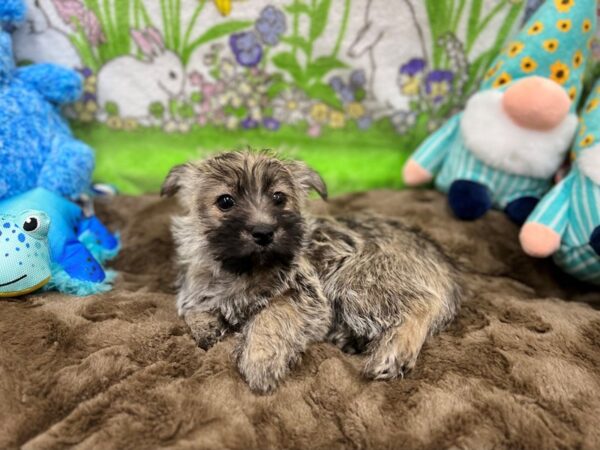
[0,0,95,201]
[0,188,119,296]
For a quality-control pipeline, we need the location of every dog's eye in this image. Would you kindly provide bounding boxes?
[272,192,286,206]
[216,194,235,211]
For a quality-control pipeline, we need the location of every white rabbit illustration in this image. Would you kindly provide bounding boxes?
[97,27,185,122]
[348,0,429,111]
[13,0,83,68]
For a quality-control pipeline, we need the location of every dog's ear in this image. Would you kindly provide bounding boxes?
[161,164,189,197]
[287,161,328,200]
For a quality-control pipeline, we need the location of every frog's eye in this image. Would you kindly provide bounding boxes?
[23,216,39,232]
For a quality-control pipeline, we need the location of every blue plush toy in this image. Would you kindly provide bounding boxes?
[0,0,95,200]
[0,188,119,296]
[0,0,119,296]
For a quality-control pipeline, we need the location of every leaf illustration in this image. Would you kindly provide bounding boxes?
[309,0,332,43]
[306,55,346,81]
[272,52,305,84]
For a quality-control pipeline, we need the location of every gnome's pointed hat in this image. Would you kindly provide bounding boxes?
[571,79,600,160]
[481,0,597,110]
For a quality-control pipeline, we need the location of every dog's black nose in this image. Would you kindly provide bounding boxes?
[251,224,275,246]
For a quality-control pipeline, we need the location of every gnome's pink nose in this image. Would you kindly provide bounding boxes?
[502,76,571,131]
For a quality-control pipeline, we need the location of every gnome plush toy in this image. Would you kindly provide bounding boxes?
[403,0,596,224]
[520,80,600,285]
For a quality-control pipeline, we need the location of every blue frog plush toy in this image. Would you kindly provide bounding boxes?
[0,0,95,200]
[0,188,119,296]
[520,80,600,285]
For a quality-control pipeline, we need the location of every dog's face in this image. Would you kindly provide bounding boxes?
[162,151,327,274]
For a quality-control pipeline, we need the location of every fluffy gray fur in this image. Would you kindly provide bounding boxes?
[162,151,461,393]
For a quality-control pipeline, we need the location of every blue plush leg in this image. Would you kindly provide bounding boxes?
[77,215,120,263]
[448,180,492,221]
[61,240,106,283]
[590,226,600,256]
[504,197,540,226]
[37,137,95,199]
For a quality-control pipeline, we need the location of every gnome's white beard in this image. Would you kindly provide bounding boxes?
[461,90,577,179]
[578,145,600,185]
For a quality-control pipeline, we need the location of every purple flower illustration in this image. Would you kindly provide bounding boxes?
[350,69,366,89]
[425,70,454,103]
[357,115,372,130]
[255,6,286,46]
[242,117,259,129]
[329,76,344,92]
[399,58,427,76]
[229,32,263,67]
[263,117,280,131]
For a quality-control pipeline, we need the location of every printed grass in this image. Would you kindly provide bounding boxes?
[73,122,418,195]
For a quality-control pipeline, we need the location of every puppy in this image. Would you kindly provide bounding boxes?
[162,151,460,393]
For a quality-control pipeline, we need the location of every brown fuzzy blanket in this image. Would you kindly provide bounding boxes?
[1,190,599,450]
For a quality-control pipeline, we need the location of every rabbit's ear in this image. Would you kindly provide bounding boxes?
[131,29,154,58]
[146,27,165,53]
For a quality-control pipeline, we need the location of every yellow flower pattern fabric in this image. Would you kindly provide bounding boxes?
[481,0,596,111]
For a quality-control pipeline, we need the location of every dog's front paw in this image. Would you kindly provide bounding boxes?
[185,311,226,350]
[363,351,416,380]
[237,344,295,394]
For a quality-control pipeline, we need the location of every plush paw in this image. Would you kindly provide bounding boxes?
[519,222,561,258]
[505,197,539,225]
[589,226,600,256]
[403,160,433,186]
[448,180,492,221]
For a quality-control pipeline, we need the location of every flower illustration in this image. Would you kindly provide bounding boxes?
[357,115,372,130]
[272,89,309,124]
[520,56,538,73]
[241,117,259,129]
[549,61,570,85]
[485,61,503,80]
[398,58,426,96]
[556,19,572,32]
[391,110,417,134]
[329,110,346,128]
[492,72,512,89]
[543,39,559,53]
[528,21,544,35]
[585,98,599,113]
[214,0,232,16]
[507,41,525,57]
[554,0,574,13]
[229,31,263,67]
[425,70,454,103]
[573,50,584,68]
[263,117,280,131]
[255,6,286,46]
[583,19,592,33]
[345,102,365,119]
[310,102,330,124]
[307,123,321,137]
[580,134,595,147]
[568,86,577,101]
[51,0,105,45]
[350,69,366,89]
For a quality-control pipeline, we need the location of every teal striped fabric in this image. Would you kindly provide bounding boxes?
[411,113,551,209]
[527,169,600,284]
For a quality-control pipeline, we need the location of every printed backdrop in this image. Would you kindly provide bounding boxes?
[11,0,564,194]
